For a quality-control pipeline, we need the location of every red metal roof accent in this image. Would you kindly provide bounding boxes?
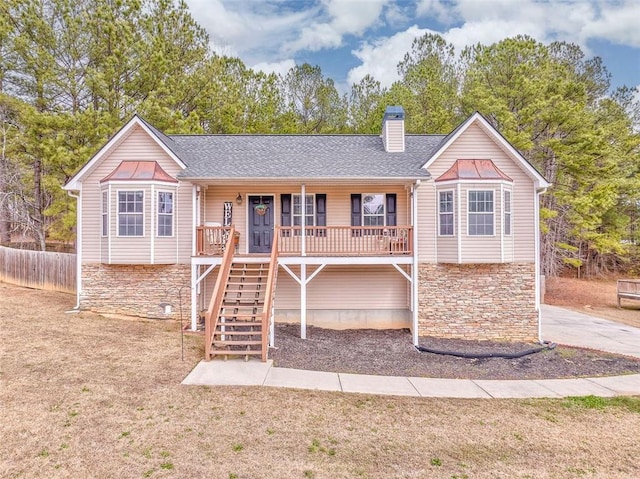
[100,161,178,183]
[435,159,513,182]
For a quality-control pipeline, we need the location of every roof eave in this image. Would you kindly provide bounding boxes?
[178,175,430,183]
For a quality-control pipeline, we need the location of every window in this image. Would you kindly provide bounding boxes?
[293,194,314,227]
[118,191,144,236]
[157,191,173,237]
[468,190,494,236]
[350,194,396,236]
[438,191,454,236]
[101,191,108,237]
[281,194,326,236]
[504,190,512,236]
[362,194,385,227]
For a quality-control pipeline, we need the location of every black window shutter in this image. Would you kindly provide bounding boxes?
[315,194,326,237]
[315,194,326,226]
[386,194,397,226]
[350,194,361,226]
[281,194,291,226]
[351,194,361,237]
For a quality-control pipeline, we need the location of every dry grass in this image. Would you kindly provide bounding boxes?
[545,276,640,328]
[2,282,640,478]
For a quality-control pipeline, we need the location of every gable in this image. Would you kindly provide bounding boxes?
[64,116,185,191]
[423,114,549,189]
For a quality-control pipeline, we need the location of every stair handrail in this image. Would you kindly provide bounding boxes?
[204,225,236,360]
[261,229,280,361]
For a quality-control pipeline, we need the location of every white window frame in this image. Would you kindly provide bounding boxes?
[467,190,494,236]
[117,190,144,237]
[362,193,385,228]
[504,189,512,236]
[157,190,174,237]
[292,194,315,228]
[438,190,455,236]
[101,190,108,237]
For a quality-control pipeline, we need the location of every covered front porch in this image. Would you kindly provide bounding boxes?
[189,181,421,351]
[191,229,419,348]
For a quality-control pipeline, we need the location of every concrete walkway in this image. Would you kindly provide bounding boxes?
[182,305,640,398]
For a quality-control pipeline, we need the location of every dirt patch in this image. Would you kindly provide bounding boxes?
[270,324,640,379]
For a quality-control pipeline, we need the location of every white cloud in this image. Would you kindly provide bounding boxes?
[185,0,317,62]
[347,0,636,89]
[348,25,430,88]
[581,1,640,47]
[251,59,296,78]
[285,0,388,53]
[416,0,454,24]
[184,1,640,92]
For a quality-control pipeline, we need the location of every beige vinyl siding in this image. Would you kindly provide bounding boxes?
[198,264,409,314]
[421,122,536,263]
[275,265,409,310]
[202,183,410,254]
[383,120,404,152]
[80,125,191,264]
[416,182,437,263]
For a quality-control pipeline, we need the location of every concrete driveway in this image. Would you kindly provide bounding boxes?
[541,304,640,359]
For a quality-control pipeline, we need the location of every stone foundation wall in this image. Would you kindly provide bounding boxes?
[418,263,538,341]
[81,263,191,320]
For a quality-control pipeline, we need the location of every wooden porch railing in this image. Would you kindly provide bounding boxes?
[204,226,236,360]
[261,230,279,361]
[195,225,413,256]
[277,225,412,256]
[196,226,237,256]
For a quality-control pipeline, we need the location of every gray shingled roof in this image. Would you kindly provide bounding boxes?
[166,134,444,180]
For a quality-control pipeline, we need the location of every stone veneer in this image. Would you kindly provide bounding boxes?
[418,262,538,342]
[81,264,191,320]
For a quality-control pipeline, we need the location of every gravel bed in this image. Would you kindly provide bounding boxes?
[269,324,640,380]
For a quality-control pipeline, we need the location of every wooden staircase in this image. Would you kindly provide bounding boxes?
[209,262,269,360]
[204,226,279,362]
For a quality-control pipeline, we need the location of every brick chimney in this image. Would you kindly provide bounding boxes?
[382,106,405,152]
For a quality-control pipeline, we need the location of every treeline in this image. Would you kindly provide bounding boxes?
[1,0,639,277]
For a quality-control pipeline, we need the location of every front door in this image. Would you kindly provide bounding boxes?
[248,196,274,253]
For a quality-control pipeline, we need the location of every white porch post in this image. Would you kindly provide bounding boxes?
[300,183,306,256]
[190,263,198,330]
[300,263,307,339]
[412,181,420,346]
[300,183,307,339]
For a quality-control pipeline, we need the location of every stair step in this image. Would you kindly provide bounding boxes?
[222,299,264,305]
[210,349,263,356]
[213,330,262,336]
[220,308,262,316]
[216,320,262,327]
[212,340,262,347]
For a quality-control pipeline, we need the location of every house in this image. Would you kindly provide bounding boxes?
[63,107,549,361]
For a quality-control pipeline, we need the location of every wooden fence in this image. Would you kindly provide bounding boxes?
[0,245,76,294]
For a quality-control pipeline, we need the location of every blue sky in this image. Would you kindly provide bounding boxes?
[185,0,640,97]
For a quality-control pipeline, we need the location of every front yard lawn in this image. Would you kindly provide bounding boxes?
[1,282,639,478]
